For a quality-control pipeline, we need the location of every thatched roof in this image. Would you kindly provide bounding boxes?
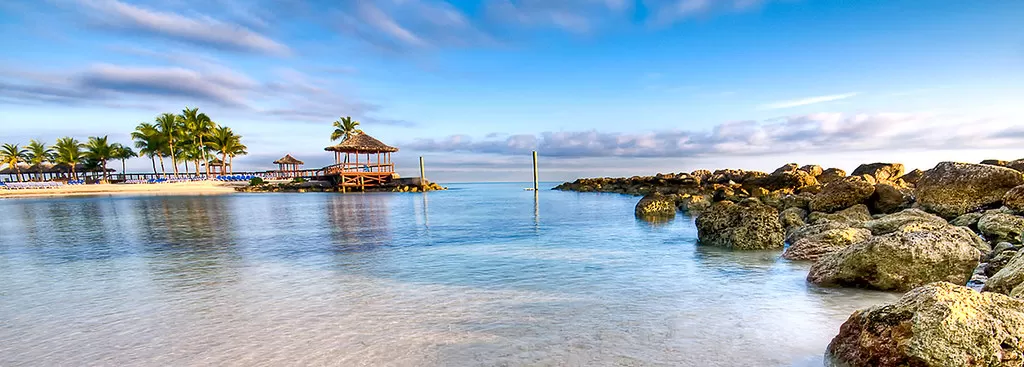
[324,133,398,153]
[273,154,304,165]
[203,158,227,167]
[0,163,113,174]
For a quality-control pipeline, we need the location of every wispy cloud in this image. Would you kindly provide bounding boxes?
[404,112,1022,158]
[77,0,290,55]
[761,92,859,109]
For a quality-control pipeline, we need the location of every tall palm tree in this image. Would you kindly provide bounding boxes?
[132,122,166,175]
[155,113,180,176]
[84,136,114,182]
[331,116,363,165]
[26,139,54,181]
[53,137,84,181]
[207,125,236,172]
[178,107,216,176]
[226,143,247,174]
[0,143,28,182]
[111,144,136,178]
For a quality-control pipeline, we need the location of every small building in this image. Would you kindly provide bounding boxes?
[323,133,398,189]
[203,158,229,175]
[273,154,305,178]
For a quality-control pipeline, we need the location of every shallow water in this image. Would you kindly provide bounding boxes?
[0,183,898,366]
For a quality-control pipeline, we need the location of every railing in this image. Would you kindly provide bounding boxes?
[324,163,395,175]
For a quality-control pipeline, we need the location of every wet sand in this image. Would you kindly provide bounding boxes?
[0,181,244,198]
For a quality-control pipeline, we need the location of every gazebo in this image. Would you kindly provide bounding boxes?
[203,158,229,175]
[273,154,305,178]
[323,133,398,189]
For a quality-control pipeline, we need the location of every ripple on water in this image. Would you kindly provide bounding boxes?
[0,184,899,366]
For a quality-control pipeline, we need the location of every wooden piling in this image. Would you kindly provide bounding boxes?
[419,156,425,189]
[532,151,539,191]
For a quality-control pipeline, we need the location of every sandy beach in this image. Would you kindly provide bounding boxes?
[0,181,245,199]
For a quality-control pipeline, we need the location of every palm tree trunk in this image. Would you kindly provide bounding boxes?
[16,168,23,182]
[157,155,166,176]
[184,160,189,175]
[151,156,158,175]
[200,136,210,176]
[228,155,234,174]
[72,166,78,181]
[101,160,108,182]
[169,136,179,176]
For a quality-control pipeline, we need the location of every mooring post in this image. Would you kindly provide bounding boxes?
[532,151,539,191]
[419,156,426,189]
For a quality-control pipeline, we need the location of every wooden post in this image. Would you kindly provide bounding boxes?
[532,151,539,191]
[419,156,425,189]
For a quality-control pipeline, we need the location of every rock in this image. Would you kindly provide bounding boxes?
[808,204,872,226]
[1005,185,1024,213]
[779,207,807,235]
[635,193,677,219]
[863,208,948,236]
[950,212,984,230]
[986,250,1019,277]
[817,168,847,185]
[808,225,984,291]
[915,162,1024,219]
[993,242,1019,257]
[780,193,813,210]
[978,212,1024,245]
[869,182,914,214]
[897,169,925,186]
[985,251,1024,296]
[809,177,876,213]
[783,227,872,261]
[799,164,823,177]
[677,194,711,214]
[745,170,819,193]
[695,201,785,250]
[826,282,1024,367]
[787,221,850,244]
[771,163,799,175]
[981,159,1009,167]
[851,163,905,182]
[1008,159,1024,172]
[1013,283,1024,298]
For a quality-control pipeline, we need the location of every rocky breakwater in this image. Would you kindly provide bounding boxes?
[563,159,1024,363]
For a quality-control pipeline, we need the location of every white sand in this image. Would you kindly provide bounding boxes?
[0,181,244,199]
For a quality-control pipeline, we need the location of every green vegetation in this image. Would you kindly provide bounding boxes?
[249,177,265,186]
[292,177,308,183]
[0,106,250,182]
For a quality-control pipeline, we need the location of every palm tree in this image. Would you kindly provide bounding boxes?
[84,136,114,182]
[26,139,54,181]
[155,113,180,176]
[207,125,237,172]
[132,122,166,175]
[0,143,28,182]
[53,137,84,181]
[111,144,136,178]
[178,107,216,176]
[331,116,362,142]
[331,116,363,165]
[226,143,247,174]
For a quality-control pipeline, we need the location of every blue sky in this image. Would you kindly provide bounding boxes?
[1,0,1023,181]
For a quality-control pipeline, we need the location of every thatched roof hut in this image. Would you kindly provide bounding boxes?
[324,134,398,153]
[273,154,305,165]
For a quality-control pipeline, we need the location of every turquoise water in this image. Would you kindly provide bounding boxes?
[0,183,897,366]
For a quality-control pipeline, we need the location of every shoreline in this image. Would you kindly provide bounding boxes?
[0,181,245,199]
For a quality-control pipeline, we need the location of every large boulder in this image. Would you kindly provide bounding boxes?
[898,169,925,186]
[787,221,850,244]
[809,177,876,213]
[799,164,823,177]
[677,194,711,214]
[1005,185,1024,213]
[915,162,1024,219]
[826,282,1024,367]
[852,163,905,182]
[950,212,984,230]
[978,212,1024,245]
[771,163,799,175]
[634,193,676,219]
[985,251,1024,296]
[869,181,914,214]
[817,168,847,185]
[863,208,948,236]
[807,225,984,291]
[782,226,872,261]
[808,204,872,226]
[981,159,1009,167]
[695,201,784,250]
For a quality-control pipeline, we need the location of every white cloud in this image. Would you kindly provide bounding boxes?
[761,92,859,109]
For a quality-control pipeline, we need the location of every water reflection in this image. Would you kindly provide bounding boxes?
[0,184,900,366]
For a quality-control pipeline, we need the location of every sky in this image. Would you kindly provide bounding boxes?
[1,0,1023,182]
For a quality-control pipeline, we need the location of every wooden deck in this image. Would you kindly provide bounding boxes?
[103,162,396,190]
